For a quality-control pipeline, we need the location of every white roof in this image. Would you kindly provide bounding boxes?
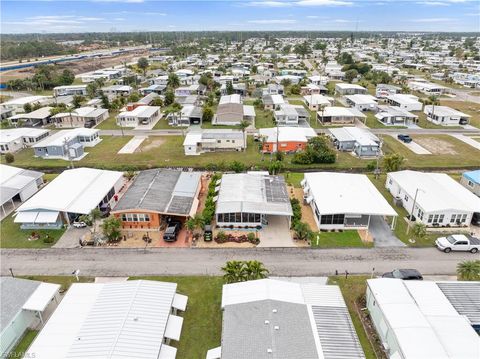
[270,94,285,105]
[17,167,123,215]
[10,107,53,120]
[52,107,107,119]
[329,127,379,146]
[335,83,366,90]
[118,105,160,118]
[164,315,184,341]
[320,106,366,118]
[15,210,60,224]
[367,279,479,359]
[243,105,256,117]
[22,282,60,312]
[1,95,51,106]
[387,94,421,105]
[32,128,99,148]
[303,94,331,106]
[345,94,377,105]
[388,170,480,212]
[259,127,316,143]
[219,94,241,105]
[0,128,49,144]
[424,105,470,118]
[304,172,397,216]
[26,280,179,359]
[172,293,188,311]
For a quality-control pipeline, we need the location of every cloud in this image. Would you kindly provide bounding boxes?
[416,1,450,6]
[296,0,353,6]
[91,0,144,3]
[248,19,297,24]
[307,15,320,18]
[410,17,454,22]
[332,19,357,23]
[246,1,292,7]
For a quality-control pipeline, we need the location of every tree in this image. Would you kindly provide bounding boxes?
[4,152,14,164]
[128,92,140,103]
[337,52,354,65]
[238,120,249,151]
[137,57,149,77]
[151,97,164,107]
[101,216,121,242]
[202,106,214,123]
[89,208,102,234]
[100,93,110,110]
[23,103,32,113]
[226,81,234,95]
[244,260,269,281]
[280,78,292,88]
[345,69,358,83]
[229,160,245,173]
[164,90,175,106]
[268,160,283,175]
[383,154,404,172]
[294,222,312,241]
[412,223,427,241]
[58,69,75,86]
[456,260,480,281]
[72,95,84,108]
[167,73,180,89]
[222,260,247,283]
[185,218,195,238]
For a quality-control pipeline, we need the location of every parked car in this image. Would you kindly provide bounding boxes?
[435,234,480,253]
[163,221,182,242]
[472,213,480,227]
[204,224,212,242]
[382,269,423,280]
[397,134,412,143]
[73,220,87,228]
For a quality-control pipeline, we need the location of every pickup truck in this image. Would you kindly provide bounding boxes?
[435,234,480,253]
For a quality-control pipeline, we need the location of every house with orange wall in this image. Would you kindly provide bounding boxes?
[258,127,317,153]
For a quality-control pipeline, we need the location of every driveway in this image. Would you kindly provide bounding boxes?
[369,216,406,247]
[389,134,431,154]
[53,227,90,248]
[258,215,295,247]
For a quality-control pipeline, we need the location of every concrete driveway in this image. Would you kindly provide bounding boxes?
[258,215,295,247]
[53,227,90,248]
[369,216,406,247]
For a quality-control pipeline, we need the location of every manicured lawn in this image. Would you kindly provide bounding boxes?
[153,118,177,129]
[285,172,304,187]
[8,329,38,358]
[254,107,275,128]
[311,230,373,248]
[365,112,406,129]
[0,214,65,248]
[328,276,379,359]
[382,134,480,169]
[95,111,120,130]
[21,275,223,359]
[415,112,462,130]
[440,100,480,129]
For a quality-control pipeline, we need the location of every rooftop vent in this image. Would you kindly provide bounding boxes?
[264,320,270,325]
[272,309,277,313]
[274,326,279,330]
[267,349,273,354]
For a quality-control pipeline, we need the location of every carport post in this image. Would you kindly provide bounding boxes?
[391,216,397,230]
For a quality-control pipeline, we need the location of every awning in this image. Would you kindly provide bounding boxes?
[22,283,60,312]
[306,196,313,204]
[172,293,188,312]
[158,344,177,359]
[14,211,39,223]
[164,315,184,341]
[36,211,60,223]
[206,347,222,359]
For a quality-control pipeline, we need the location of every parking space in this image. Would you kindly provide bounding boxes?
[117,136,147,154]
[369,215,406,247]
[449,134,480,151]
[389,134,432,154]
[118,226,190,248]
[53,226,90,248]
[258,215,296,247]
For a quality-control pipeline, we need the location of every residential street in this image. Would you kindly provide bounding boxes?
[1,247,475,277]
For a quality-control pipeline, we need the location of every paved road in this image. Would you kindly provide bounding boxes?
[1,247,475,277]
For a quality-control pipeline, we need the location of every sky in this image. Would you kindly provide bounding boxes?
[1,0,479,34]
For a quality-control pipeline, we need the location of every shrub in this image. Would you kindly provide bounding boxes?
[247,232,256,243]
[4,152,14,163]
[43,235,54,244]
[290,198,302,228]
[229,161,245,173]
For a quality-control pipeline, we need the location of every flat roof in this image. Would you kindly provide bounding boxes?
[436,281,480,326]
[1,164,43,206]
[113,169,201,216]
[320,106,366,118]
[32,128,99,148]
[345,94,377,104]
[304,172,397,217]
[216,173,292,216]
[26,280,180,359]
[17,167,123,215]
[10,106,53,120]
[22,282,60,312]
[118,105,160,118]
[463,170,480,184]
[388,170,480,213]
[1,95,51,106]
[259,126,316,143]
[219,94,241,105]
[329,127,379,146]
[424,105,470,118]
[387,94,421,105]
[303,94,331,105]
[335,83,366,90]
[376,105,418,119]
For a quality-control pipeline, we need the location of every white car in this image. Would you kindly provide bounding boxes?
[435,234,480,253]
[73,221,87,228]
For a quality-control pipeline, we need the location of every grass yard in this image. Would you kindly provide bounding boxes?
[382,134,480,169]
[153,118,177,129]
[328,276,381,359]
[285,172,304,187]
[311,230,373,248]
[254,107,275,128]
[8,329,39,358]
[0,214,65,248]
[21,275,223,359]
[95,111,120,130]
[440,100,480,129]
[365,112,406,129]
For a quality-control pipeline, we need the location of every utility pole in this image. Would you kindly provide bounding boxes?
[406,188,424,235]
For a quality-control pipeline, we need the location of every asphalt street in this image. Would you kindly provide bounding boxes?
[1,247,476,277]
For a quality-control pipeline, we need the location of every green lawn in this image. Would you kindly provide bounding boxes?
[311,230,373,248]
[8,329,38,358]
[328,276,379,359]
[153,118,177,129]
[254,107,275,128]
[365,112,406,129]
[415,112,462,130]
[285,172,304,187]
[95,111,120,130]
[440,100,480,129]
[382,134,480,169]
[0,214,65,248]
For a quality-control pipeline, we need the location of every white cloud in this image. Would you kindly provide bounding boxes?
[248,19,297,24]
[416,1,450,6]
[91,0,144,3]
[296,0,353,6]
[247,1,292,7]
[410,17,454,22]
[307,15,319,18]
[332,19,356,23]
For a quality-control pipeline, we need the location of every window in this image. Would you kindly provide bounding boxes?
[404,195,409,202]
[320,214,345,225]
[468,180,474,187]
[417,209,424,220]
[438,214,445,223]
[433,214,439,223]
[451,214,457,223]
[461,214,467,223]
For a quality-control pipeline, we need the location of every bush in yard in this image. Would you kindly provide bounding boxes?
[101,216,121,242]
[247,232,256,243]
[412,223,427,241]
[456,260,480,281]
[294,222,313,242]
[292,136,336,165]
[221,260,269,283]
[4,152,14,163]
[366,161,376,172]
[229,161,245,173]
[290,198,302,228]
[383,153,404,172]
[43,234,54,244]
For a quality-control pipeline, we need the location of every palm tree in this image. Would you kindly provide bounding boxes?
[238,120,249,151]
[167,73,180,89]
[294,222,312,242]
[222,260,247,284]
[89,208,102,234]
[185,218,195,239]
[245,260,269,280]
[457,260,480,281]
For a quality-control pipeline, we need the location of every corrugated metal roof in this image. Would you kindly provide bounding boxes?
[436,281,480,325]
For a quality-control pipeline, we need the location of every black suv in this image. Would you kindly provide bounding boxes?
[397,134,412,143]
[382,269,423,280]
[163,221,181,242]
